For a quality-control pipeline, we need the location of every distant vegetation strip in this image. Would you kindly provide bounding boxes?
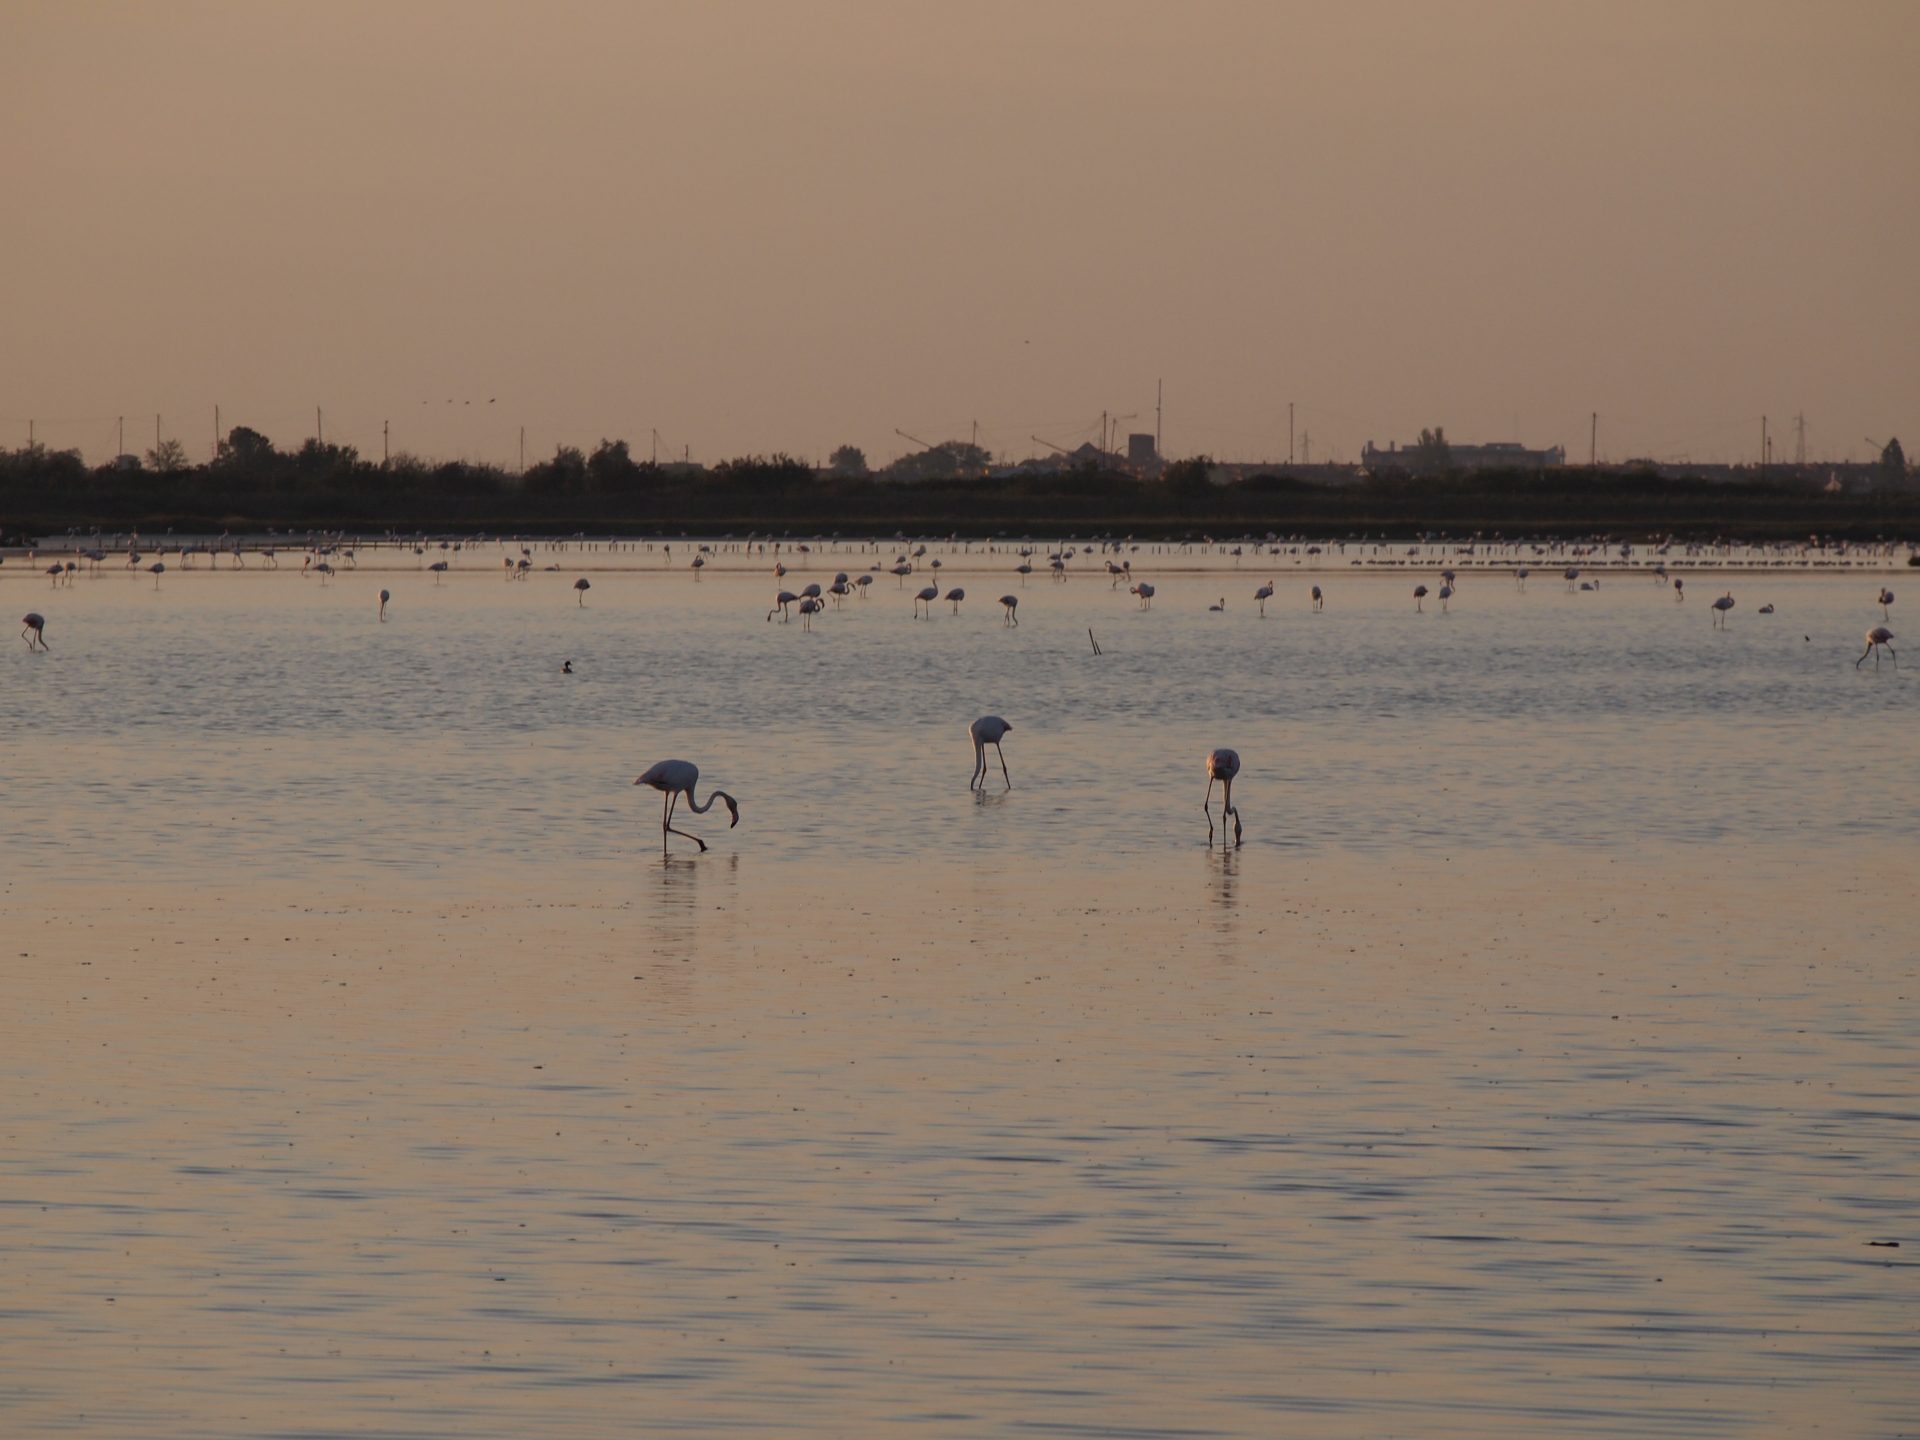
[3,431,1916,542]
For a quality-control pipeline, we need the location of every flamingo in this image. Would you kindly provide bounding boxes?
[1310,584,1323,612]
[1438,582,1453,612]
[148,562,165,589]
[913,583,939,618]
[1878,588,1895,620]
[768,590,798,621]
[20,612,47,650]
[1858,626,1896,668]
[1253,581,1274,616]
[999,594,1019,626]
[574,578,590,605]
[1204,747,1242,846]
[690,555,705,578]
[1015,561,1033,585]
[378,589,390,621]
[855,574,873,597]
[797,596,820,631]
[1515,567,1529,590]
[1711,593,1735,627]
[1130,582,1155,609]
[1564,567,1580,590]
[429,560,449,583]
[945,587,965,615]
[634,759,740,853]
[1674,577,1685,601]
[969,715,1013,790]
[1413,584,1428,612]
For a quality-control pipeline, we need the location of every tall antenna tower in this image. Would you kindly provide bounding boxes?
[1794,413,1806,465]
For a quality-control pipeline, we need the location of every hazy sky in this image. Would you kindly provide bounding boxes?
[5,0,1916,470]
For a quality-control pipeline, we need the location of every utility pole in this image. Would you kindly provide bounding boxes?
[1289,401,1295,466]
[519,426,526,472]
[1761,415,1768,470]
[118,416,124,457]
[214,404,220,461]
[155,414,161,450]
[382,418,390,467]
[317,406,323,445]
[1795,413,1806,465]
[1156,378,1163,459]
[1590,412,1598,468]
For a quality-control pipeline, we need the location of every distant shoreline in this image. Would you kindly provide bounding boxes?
[5,465,1918,545]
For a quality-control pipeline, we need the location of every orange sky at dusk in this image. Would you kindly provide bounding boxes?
[5,0,1915,470]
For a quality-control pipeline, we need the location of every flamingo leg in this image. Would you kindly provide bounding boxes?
[1204,777,1217,842]
[662,789,708,853]
[971,744,985,790]
[996,742,1011,790]
[1224,778,1241,846]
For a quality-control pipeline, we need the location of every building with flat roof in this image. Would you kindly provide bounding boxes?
[1363,439,1566,474]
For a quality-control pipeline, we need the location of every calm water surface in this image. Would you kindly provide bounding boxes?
[3,558,1916,1437]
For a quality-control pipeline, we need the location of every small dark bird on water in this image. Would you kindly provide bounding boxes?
[562,660,574,674]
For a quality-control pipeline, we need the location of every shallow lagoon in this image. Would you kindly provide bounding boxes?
[3,552,1916,1437]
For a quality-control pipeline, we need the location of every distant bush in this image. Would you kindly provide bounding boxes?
[709,453,814,487]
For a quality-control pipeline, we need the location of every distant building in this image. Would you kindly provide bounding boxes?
[1363,439,1566,473]
[1127,433,1158,465]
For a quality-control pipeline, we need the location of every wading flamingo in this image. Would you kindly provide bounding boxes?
[969,715,1013,790]
[379,589,390,620]
[1204,748,1242,847]
[634,760,740,854]
[1858,626,1896,668]
[1711,593,1735,628]
[999,594,1019,626]
[21,612,47,650]
[574,578,590,605]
